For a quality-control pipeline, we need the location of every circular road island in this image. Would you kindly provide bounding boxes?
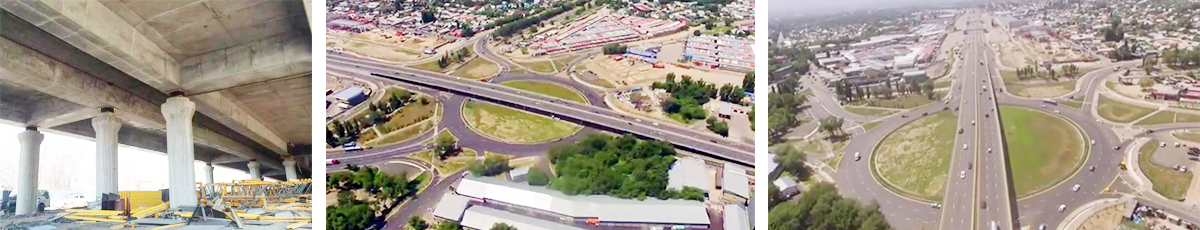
[998,105,1087,198]
[871,111,958,202]
[461,80,587,144]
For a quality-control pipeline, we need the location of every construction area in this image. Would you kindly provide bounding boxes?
[1,180,313,230]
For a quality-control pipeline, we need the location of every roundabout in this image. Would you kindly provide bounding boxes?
[460,80,589,144]
[998,105,1087,198]
[870,111,958,202]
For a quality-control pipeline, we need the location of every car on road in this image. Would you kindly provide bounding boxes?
[1040,105,1046,108]
[972,120,975,125]
[987,148,992,153]
[968,163,973,169]
[1058,204,1066,212]
[1090,165,1096,171]
[964,144,969,150]
[960,171,966,179]
[1073,184,1081,192]
[1162,142,1168,147]
[1039,224,1047,230]
[1054,110,1060,114]
[1091,140,1096,145]
[652,122,659,126]
[326,159,340,165]
[1115,146,1122,150]
[901,114,909,118]
[931,203,942,209]
[854,152,861,161]
[959,128,964,134]
[985,113,989,118]
[980,200,986,209]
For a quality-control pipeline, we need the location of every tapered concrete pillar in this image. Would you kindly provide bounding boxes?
[247,160,261,180]
[162,95,197,209]
[16,127,44,215]
[283,158,297,181]
[92,108,121,199]
[203,163,215,184]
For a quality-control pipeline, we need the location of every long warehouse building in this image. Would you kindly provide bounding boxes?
[434,176,711,229]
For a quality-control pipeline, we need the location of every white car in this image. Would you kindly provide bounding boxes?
[1091,140,1096,145]
[1162,142,1168,147]
[854,152,861,161]
[1058,204,1067,212]
[960,171,966,179]
[1039,224,1047,230]
[963,144,969,150]
[1054,110,1060,114]
[1040,105,1046,108]
[971,120,976,125]
[987,148,992,153]
[1072,184,1081,192]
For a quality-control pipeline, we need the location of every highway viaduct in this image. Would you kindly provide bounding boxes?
[0,0,313,214]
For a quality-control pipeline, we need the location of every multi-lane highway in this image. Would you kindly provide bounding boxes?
[328,54,756,166]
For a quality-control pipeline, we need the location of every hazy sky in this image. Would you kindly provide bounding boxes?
[767,0,977,19]
[0,123,253,200]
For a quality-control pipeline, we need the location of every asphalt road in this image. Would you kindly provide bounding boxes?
[327,53,755,166]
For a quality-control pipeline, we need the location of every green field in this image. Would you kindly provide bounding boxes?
[853,93,943,109]
[500,80,587,103]
[1007,80,1076,98]
[409,60,445,73]
[462,81,585,143]
[1000,106,1087,198]
[1138,141,1192,200]
[1061,100,1084,110]
[872,111,958,202]
[844,106,899,117]
[1135,111,1200,125]
[515,56,576,73]
[1096,95,1156,123]
[1173,131,1200,143]
[450,58,500,79]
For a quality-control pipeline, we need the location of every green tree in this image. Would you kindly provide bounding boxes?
[435,134,458,159]
[1139,78,1155,89]
[742,72,755,92]
[772,144,809,181]
[408,216,428,230]
[490,223,517,230]
[422,10,437,23]
[435,221,462,230]
[527,167,550,186]
[706,116,729,137]
[819,116,845,137]
[468,155,511,176]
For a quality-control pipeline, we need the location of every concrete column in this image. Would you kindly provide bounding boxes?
[203,163,215,184]
[92,108,121,199]
[283,158,297,181]
[247,160,261,180]
[16,127,44,215]
[161,95,197,209]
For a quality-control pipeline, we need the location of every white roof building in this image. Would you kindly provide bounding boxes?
[451,176,711,227]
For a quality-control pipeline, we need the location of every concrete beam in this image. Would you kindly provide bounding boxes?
[0,35,280,168]
[179,32,310,94]
[302,0,311,28]
[0,0,181,91]
[25,97,96,128]
[190,91,289,156]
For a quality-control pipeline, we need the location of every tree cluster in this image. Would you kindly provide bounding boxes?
[706,116,729,137]
[460,23,476,37]
[1015,63,1079,81]
[326,90,420,147]
[404,217,463,230]
[327,165,424,230]
[602,44,628,55]
[743,72,755,93]
[718,83,747,104]
[1102,13,1125,42]
[768,182,892,230]
[1160,48,1200,68]
[527,167,550,186]
[434,134,459,159]
[834,78,934,103]
[767,77,807,144]
[437,48,472,69]
[327,164,420,201]
[652,73,717,121]
[493,4,574,37]
[467,155,512,177]
[1109,39,1140,61]
[548,134,695,201]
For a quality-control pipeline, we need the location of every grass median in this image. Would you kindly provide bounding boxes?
[461,80,585,143]
[1138,140,1192,200]
[871,111,958,202]
[844,106,899,117]
[450,58,500,79]
[1135,111,1200,125]
[1000,106,1086,198]
[1096,94,1156,123]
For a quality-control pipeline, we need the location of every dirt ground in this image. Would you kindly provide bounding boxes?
[328,30,465,62]
[579,55,742,87]
[1077,203,1126,230]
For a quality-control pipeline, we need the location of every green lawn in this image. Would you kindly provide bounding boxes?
[1000,106,1087,198]
[1007,80,1077,98]
[861,121,883,132]
[852,93,943,109]
[1001,70,1019,83]
[1096,94,1156,123]
[515,55,575,73]
[871,111,958,202]
[500,80,587,103]
[1061,100,1084,110]
[843,106,899,117]
[1138,141,1192,200]
[1173,131,1200,143]
[462,85,582,144]
[934,80,953,89]
[1133,111,1200,125]
[409,60,445,73]
[450,58,500,79]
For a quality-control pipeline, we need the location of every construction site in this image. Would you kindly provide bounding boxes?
[2,180,313,229]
